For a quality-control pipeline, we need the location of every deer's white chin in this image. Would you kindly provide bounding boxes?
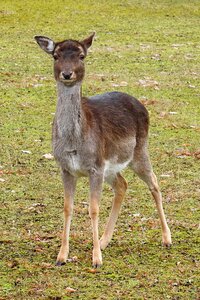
[60,79,77,86]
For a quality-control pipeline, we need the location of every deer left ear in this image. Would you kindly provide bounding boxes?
[81,32,95,50]
[34,36,55,54]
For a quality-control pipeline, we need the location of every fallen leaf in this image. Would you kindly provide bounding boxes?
[89,268,97,273]
[30,203,46,207]
[81,201,89,206]
[42,153,54,159]
[184,54,193,60]
[67,256,78,262]
[28,203,46,212]
[87,268,100,274]
[14,278,22,286]
[171,123,178,128]
[21,150,32,154]
[120,81,128,86]
[8,260,19,268]
[169,111,178,115]
[140,98,158,106]
[160,174,171,178]
[151,54,161,60]
[159,111,167,118]
[172,44,184,47]
[138,78,159,90]
[111,81,128,87]
[175,148,200,159]
[132,213,140,217]
[35,247,44,253]
[194,149,200,159]
[66,287,77,293]
[140,43,151,49]
[33,83,43,88]
[40,262,52,268]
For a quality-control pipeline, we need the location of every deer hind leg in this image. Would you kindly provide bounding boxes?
[100,173,127,250]
[131,146,172,247]
[56,170,76,266]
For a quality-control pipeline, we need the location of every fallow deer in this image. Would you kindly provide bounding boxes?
[34,33,171,268]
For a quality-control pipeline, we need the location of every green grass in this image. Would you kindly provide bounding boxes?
[0,1,200,299]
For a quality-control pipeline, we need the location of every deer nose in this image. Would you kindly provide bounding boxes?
[62,71,73,80]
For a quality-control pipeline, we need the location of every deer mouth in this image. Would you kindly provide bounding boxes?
[59,73,77,85]
[60,78,77,85]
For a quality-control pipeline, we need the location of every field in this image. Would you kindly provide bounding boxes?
[0,1,199,299]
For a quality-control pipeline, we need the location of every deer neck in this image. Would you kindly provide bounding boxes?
[55,81,84,147]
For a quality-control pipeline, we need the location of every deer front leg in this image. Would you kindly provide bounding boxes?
[89,172,103,268]
[56,169,76,266]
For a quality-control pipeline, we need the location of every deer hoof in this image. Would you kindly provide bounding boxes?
[163,242,172,249]
[92,250,102,268]
[162,229,172,248]
[55,260,66,266]
[92,261,102,269]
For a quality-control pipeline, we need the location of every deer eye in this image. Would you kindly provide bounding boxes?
[79,54,85,61]
[53,53,59,60]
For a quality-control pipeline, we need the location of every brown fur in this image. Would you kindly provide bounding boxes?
[34,33,172,268]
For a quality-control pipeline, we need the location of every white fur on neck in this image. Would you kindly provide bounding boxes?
[55,81,82,143]
[57,81,81,97]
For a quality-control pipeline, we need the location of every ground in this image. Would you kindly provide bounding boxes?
[0,0,199,299]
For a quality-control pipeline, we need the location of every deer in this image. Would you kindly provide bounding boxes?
[34,32,171,268]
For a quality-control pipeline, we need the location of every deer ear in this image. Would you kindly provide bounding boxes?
[34,36,55,54]
[81,32,95,50]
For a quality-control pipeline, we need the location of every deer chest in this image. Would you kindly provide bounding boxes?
[53,140,92,177]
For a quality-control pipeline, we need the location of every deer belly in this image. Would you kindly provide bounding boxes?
[104,159,131,180]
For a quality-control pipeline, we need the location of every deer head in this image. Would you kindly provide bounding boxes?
[35,33,95,86]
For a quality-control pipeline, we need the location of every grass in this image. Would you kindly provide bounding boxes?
[0,0,200,299]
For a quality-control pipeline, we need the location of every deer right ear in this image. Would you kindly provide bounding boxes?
[34,36,55,54]
[81,32,96,50]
